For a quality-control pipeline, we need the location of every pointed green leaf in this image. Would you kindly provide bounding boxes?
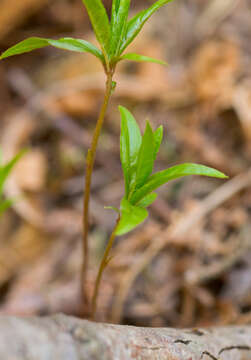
[47,38,104,59]
[153,126,163,159]
[137,192,157,208]
[119,106,142,197]
[131,163,228,204]
[112,0,121,13]
[134,121,155,191]
[0,150,26,196]
[116,198,148,236]
[120,0,175,53]
[110,0,131,58]
[119,53,168,66]
[0,38,48,59]
[81,0,110,56]
[0,37,104,61]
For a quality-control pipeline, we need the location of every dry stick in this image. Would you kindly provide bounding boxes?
[81,71,114,310]
[111,168,251,323]
[91,216,120,320]
[185,226,251,286]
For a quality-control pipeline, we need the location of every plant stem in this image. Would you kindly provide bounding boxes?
[82,71,114,310]
[91,216,120,320]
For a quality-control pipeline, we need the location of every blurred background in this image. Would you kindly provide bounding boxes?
[0,0,251,327]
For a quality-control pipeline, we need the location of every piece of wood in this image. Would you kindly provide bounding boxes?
[0,314,250,359]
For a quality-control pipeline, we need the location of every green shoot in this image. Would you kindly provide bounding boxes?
[0,0,174,71]
[0,0,177,315]
[91,106,228,317]
[116,106,228,235]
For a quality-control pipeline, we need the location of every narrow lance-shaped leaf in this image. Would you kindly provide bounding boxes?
[153,126,163,160]
[81,0,111,56]
[112,0,121,13]
[0,37,104,61]
[120,0,175,53]
[119,53,167,66]
[119,106,142,197]
[133,121,155,192]
[130,163,228,205]
[110,0,131,58]
[116,198,148,236]
[0,150,26,197]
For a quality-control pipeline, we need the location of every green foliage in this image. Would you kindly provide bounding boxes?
[0,0,174,71]
[0,150,25,216]
[119,53,168,66]
[110,0,131,59]
[119,106,142,197]
[0,37,104,61]
[114,107,228,236]
[119,0,174,53]
[116,198,148,236]
[81,0,111,57]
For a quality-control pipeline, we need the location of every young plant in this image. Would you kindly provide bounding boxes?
[0,150,24,216]
[0,0,175,304]
[91,106,228,318]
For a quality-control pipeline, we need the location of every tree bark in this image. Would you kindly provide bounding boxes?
[0,314,250,359]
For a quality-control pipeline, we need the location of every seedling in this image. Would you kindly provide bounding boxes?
[0,150,24,215]
[0,0,175,309]
[91,106,227,318]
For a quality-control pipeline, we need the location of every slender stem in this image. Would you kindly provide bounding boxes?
[91,216,120,320]
[82,71,114,310]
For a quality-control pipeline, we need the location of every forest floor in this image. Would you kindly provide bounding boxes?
[0,0,251,328]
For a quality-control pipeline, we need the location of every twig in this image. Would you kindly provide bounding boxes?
[185,226,251,285]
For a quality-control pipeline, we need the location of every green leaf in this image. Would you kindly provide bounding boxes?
[120,0,175,53]
[130,163,228,204]
[110,0,131,58]
[137,192,157,208]
[153,126,163,159]
[0,38,48,59]
[0,150,26,196]
[0,37,104,61]
[81,0,110,56]
[119,53,168,66]
[134,121,155,191]
[47,38,104,59]
[119,106,142,197]
[112,0,121,13]
[116,198,148,236]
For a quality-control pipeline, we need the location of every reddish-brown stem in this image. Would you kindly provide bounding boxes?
[91,216,120,320]
[81,71,114,312]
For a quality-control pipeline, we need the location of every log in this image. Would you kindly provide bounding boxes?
[0,314,250,359]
